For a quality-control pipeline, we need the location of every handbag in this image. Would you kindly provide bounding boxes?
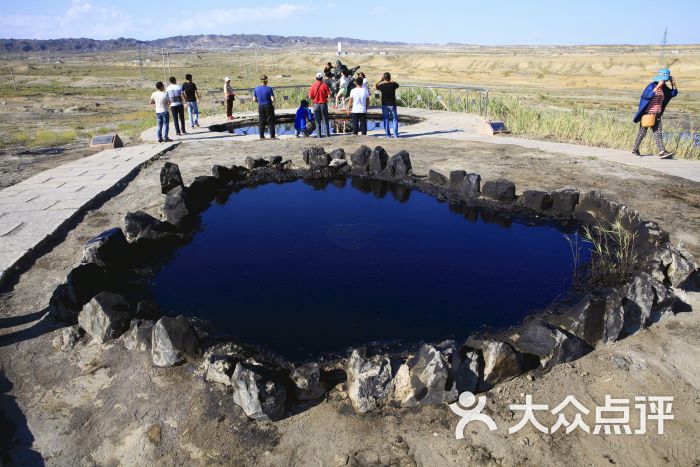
[641,113,656,128]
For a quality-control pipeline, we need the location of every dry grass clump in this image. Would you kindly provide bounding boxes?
[487,95,699,159]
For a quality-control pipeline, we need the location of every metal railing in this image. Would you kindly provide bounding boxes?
[206,84,489,116]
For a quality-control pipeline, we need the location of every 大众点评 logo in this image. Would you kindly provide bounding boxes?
[449,392,673,438]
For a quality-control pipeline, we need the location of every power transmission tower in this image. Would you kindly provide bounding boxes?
[8,66,17,91]
[161,48,167,82]
[138,45,144,80]
[659,27,668,67]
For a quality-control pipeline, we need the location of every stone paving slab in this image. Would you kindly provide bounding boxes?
[0,142,177,287]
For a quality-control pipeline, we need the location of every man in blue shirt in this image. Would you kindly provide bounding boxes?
[253,75,276,139]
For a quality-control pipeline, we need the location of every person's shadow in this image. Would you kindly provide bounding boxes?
[0,369,45,465]
[0,309,56,349]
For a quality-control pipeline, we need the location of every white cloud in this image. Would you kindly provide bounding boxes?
[369,7,387,16]
[171,4,308,34]
[0,2,308,40]
[1,0,132,39]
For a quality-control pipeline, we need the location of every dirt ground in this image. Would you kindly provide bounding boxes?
[1,136,699,466]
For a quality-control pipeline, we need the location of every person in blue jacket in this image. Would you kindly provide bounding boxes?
[294,99,314,137]
[632,68,678,159]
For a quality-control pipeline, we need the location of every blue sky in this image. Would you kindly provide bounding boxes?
[1,0,699,44]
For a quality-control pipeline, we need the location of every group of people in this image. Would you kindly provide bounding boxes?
[149,74,201,143]
[150,64,679,159]
[292,69,400,139]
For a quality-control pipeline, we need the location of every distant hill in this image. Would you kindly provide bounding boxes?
[1,34,405,53]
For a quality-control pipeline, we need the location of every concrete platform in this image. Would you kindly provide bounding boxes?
[139,108,700,183]
[0,142,177,287]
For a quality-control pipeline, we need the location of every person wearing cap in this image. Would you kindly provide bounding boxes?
[632,68,678,159]
[309,72,331,138]
[224,77,235,121]
[253,75,276,139]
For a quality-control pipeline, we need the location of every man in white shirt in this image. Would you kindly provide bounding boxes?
[166,77,186,136]
[149,81,171,142]
[347,77,370,135]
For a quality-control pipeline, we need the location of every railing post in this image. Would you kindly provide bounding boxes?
[484,90,489,117]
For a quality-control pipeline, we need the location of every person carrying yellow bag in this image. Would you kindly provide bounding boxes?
[632,67,678,159]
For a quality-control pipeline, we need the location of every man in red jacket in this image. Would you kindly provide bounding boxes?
[309,72,331,138]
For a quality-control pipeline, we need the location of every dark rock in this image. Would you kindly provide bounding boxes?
[391,344,456,407]
[449,170,467,188]
[124,211,178,243]
[186,316,214,341]
[350,145,372,170]
[551,188,580,214]
[663,247,697,287]
[386,150,412,178]
[163,186,190,227]
[622,273,655,336]
[543,293,607,347]
[428,169,448,185]
[291,362,326,401]
[205,354,236,386]
[329,148,345,160]
[481,178,516,202]
[329,158,348,169]
[187,175,220,203]
[244,156,268,169]
[228,165,248,179]
[135,300,163,320]
[151,315,200,367]
[465,337,523,390]
[602,289,625,343]
[617,205,641,230]
[231,363,286,421]
[61,325,84,351]
[449,170,481,197]
[577,190,603,212]
[574,190,603,224]
[369,146,388,173]
[49,263,107,321]
[82,228,129,267]
[509,321,592,369]
[267,155,283,165]
[518,190,553,211]
[648,276,677,321]
[636,221,670,249]
[77,292,131,343]
[545,289,624,346]
[600,197,621,224]
[160,162,184,195]
[454,350,480,393]
[309,152,331,169]
[301,146,326,164]
[211,165,232,181]
[123,319,155,352]
[460,173,481,198]
[345,348,393,413]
